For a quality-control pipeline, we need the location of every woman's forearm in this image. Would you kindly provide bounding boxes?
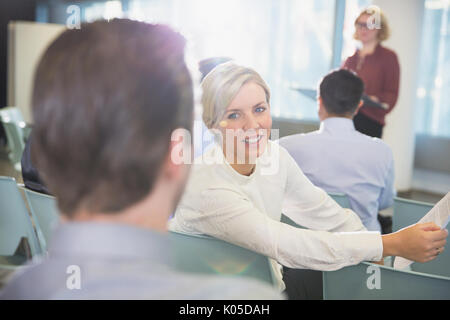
[381,232,399,257]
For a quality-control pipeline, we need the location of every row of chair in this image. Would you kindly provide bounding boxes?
[322,194,450,299]
[393,197,450,277]
[1,177,449,298]
[0,176,59,259]
[0,176,57,288]
[282,193,450,299]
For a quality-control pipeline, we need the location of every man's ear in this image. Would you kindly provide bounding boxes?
[354,99,364,115]
[164,128,192,180]
[317,96,327,120]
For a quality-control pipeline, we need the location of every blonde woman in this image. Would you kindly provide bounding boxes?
[342,7,400,138]
[169,62,446,299]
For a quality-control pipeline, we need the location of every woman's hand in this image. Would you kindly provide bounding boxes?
[382,222,448,262]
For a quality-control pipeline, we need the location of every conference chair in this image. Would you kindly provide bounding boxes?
[329,192,351,208]
[21,187,59,253]
[393,197,449,277]
[322,261,450,300]
[280,214,305,229]
[0,176,41,261]
[0,107,29,171]
[392,197,433,232]
[281,192,350,229]
[169,231,277,287]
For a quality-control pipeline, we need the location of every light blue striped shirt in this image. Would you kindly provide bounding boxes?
[279,117,395,231]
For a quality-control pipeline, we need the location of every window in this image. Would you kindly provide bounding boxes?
[415,0,450,138]
[127,0,337,121]
[266,0,335,120]
[37,0,378,122]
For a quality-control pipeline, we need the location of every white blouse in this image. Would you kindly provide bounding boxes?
[169,140,383,289]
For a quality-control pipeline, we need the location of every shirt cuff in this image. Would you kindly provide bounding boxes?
[334,231,383,263]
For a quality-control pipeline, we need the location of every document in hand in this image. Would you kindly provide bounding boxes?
[394,192,450,270]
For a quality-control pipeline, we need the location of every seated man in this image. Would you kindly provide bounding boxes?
[280,69,395,232]
[0,19,282,300]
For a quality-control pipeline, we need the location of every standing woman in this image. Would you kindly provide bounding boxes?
[342,8,400,138]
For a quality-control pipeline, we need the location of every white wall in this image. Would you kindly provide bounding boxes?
[8,21,65,123]
[372,0,425,192]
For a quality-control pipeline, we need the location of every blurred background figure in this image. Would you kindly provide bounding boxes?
[199,57,232,81]
[342,7,400,139]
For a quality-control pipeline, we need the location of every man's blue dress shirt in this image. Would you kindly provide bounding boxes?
[279,117,395,231]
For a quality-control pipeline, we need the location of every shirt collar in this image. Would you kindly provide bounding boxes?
[357,43,382,58]
[48,222,171,263]
[319,117,356,134]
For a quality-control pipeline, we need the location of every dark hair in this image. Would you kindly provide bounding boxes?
[198,57,232,81]
[31,19,193,216]
[319,69,364,116]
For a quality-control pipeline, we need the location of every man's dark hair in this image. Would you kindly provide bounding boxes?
[319,69,364,116]
[198,57,232,81]
[31,19,193,216]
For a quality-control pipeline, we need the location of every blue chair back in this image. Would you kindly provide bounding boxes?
[329,192,351,208]
[21,187,59,253]
[169,231,277,287]
[393,197,449,277]
[393,197,433,232]
[323,261,450,300]
[0,177,41,258]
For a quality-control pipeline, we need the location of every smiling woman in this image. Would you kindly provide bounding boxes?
[201,62,272,175]
[222,85,270,174]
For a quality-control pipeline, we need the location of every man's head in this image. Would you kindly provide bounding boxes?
[198,57,232,81]
[317,69,364,121]
[32,19,193,221]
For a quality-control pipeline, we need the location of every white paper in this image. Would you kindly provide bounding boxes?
[393,192,450,270]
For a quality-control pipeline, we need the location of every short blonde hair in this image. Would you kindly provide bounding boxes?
[353,7,390,42]
[201,62,270,129]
